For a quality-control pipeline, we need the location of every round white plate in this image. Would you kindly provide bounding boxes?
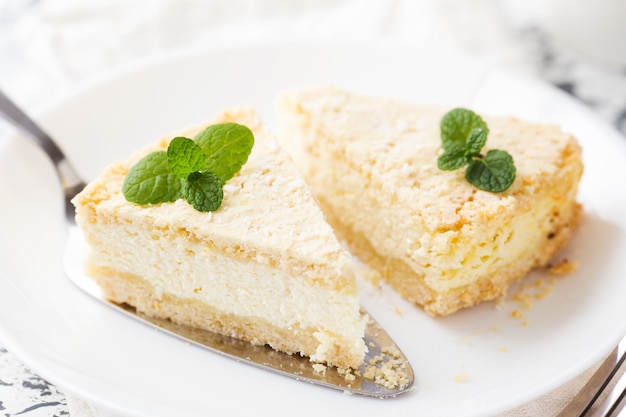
[1,41,625,417]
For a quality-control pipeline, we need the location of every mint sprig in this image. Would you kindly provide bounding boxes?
[438,108,516,193]
[122,123,254,212]
[194,123,256,183]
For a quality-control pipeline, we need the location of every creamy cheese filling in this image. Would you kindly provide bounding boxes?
[83,221,365,343]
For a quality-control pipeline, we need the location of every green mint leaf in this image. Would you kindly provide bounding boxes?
[440,108,489,151]
[184,171,224,212]
[437,108,517,193]
[465,128,487,156]
[194,123,254,183]
[123,122,255,212]
[167,137,208,178]
[465,149,516,192]
[437,148,472,171]
[122,151,184,204]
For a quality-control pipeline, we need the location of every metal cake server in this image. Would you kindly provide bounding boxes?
[0,88,414,398]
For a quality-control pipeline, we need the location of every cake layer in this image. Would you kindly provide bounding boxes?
[73,107,366,368]
[277,86,583,316]
[90,265,362,368]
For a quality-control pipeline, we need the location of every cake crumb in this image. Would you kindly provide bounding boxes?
[337,367,357,382]
[534,286,553,300]
[312,363,327,375]
[362,345,409,390]
[394,307,404,316]
[382,346,400,357]
[547,258,579,276]
[512,292,533,311]
[498,347,509,353]
[504,270,565,321]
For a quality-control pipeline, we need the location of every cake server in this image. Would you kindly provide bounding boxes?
[0,88,414,398]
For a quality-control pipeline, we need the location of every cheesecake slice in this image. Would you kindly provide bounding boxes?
[72,107,367,369]
[277,86,583,316]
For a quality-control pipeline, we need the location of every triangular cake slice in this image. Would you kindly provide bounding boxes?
[277,86,583,316]
[72,107,366,368]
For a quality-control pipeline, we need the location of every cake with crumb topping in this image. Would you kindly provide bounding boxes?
[72,107,367,368]
[277,86,583,316]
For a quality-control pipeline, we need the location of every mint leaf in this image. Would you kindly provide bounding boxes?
[167,137,207,178]
[184,171,223,212]
[465,149,516,192]
[466,128,487,156]
[440,108,489,151]
[123,122,254,212]
[194,123,254,183]
[437,148,471,171]
[437,108,516,193]
[122,151,184,204]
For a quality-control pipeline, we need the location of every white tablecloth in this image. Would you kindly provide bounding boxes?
[1,0,625,416]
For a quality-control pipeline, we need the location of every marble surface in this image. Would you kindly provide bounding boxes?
[0,346,68,416]
[0,0,625,415]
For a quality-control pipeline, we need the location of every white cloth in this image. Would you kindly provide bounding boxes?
[3,0,533,107]
[5,0,625,127]
[2,1,625,416]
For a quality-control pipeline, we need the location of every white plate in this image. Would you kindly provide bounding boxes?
[1,41,626,417]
